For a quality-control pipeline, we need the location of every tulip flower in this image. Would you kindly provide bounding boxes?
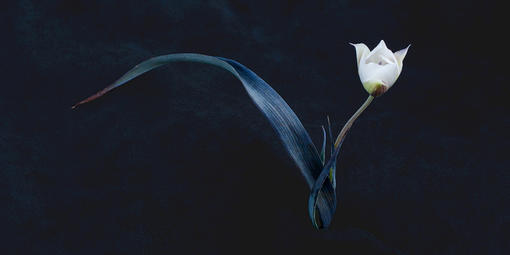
[351,40,410,97]
[333,40,409,152]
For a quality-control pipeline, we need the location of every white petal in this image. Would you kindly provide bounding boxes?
[364,40,397,66]
[350,43,370,67]
[366,40,389,56]
[394,44,411,74]
[360,62,400,88]
[376,40,387,50]
[380,55,395,65]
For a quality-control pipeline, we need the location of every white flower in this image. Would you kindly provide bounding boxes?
[351,40,410,96]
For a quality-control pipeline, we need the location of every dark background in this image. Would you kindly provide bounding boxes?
[1,0,508,254]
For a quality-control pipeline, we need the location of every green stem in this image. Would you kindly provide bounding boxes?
[334,95,374,148]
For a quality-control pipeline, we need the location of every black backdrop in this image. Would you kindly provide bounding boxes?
[1,1,508,254]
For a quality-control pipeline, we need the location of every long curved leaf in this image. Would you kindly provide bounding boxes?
[73,53,338,229]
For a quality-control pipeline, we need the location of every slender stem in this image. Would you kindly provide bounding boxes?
[334,95,374,148]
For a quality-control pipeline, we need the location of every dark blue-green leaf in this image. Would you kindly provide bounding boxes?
[73,53,338,229]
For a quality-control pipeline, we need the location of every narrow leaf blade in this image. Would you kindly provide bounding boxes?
[73,53,338,228]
